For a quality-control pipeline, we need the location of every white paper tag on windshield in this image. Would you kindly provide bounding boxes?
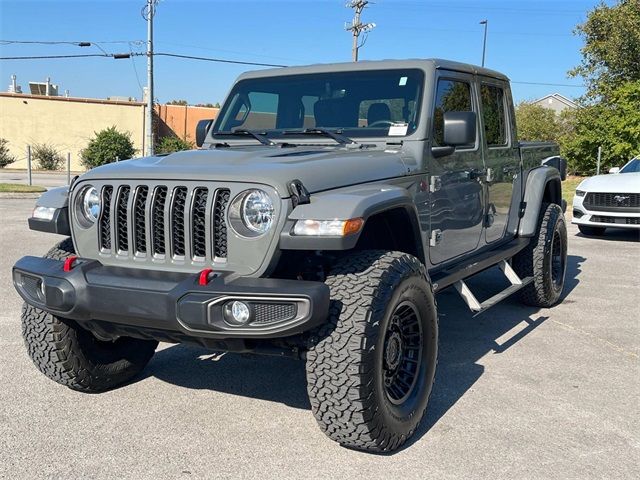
[389,123,408,136]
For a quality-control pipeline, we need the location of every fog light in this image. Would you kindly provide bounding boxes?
[224,300,252,325]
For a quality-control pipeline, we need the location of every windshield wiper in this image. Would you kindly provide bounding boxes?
[215,128,276,146]
[283,128,357,145]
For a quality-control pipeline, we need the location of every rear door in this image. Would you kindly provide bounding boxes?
[479,79,519,243]
[428,72,486,265]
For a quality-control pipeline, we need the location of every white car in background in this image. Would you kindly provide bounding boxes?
[572,157,640,236]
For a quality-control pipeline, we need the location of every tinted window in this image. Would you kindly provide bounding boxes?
[480,84,507,146]
[433,79,473,146]
[214,69,424,138]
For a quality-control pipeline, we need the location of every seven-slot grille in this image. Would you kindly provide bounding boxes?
[98,184,230,261]
[584,192,640,211]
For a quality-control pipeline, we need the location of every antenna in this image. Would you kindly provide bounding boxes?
[345,0,375,62]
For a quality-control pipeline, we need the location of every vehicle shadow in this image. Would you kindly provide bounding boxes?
[143,254,584,449]
[575,228,639,243]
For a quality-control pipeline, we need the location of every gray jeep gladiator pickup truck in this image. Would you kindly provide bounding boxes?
[13,59,568,452]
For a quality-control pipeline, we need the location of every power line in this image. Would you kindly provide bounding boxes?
[153,53,286,68]
[0,53,139,60]
[511,81,585,88]
[0,39,144,45]
[0,52,585,88]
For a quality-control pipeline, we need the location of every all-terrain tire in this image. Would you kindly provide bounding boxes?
[21,238,158,393]
[513,203,568,307]
[578,225,606,236]
[305,251,438,452]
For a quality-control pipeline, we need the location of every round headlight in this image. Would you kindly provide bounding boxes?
[81,186,101,224]
[241,189,274,234]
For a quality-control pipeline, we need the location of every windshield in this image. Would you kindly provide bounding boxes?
[213,69,424,139]
[620,158,640,173]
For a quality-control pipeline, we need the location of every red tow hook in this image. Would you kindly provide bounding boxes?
[63,256,78,272]
[198,268,215,286]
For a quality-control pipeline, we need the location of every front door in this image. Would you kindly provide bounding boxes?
[479,79,518,243]
[429,72,486,265]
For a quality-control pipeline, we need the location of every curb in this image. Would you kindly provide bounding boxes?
[0,192,43,199]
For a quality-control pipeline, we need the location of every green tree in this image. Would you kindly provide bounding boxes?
[167,99,188,106]
[565,0,640,173]
[0,138,17,168]
[156,135,193,154]
[563,80,640,174]
[515,103,561,142]
[569,0,640,101]
[81,126,137,169]
[32,143,64,171]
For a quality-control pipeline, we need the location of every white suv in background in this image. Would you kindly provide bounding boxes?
[572,157,640,236]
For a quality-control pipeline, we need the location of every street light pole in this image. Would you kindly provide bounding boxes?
[480,20,488,67]
[145,0,156,157]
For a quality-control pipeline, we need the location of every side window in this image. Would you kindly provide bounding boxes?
[242,92,279,130]
[433,79,473,146]
[480,84,507,146]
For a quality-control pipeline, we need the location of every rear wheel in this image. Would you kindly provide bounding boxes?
[578,225,606,236]
[305,251,438,452]
[513,203,568,307]
[21,238,158,393]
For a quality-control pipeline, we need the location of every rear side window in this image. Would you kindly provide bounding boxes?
[433,79,473,146]
[480,84,507,146]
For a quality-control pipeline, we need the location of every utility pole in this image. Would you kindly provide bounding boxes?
[144,0,158,156]
[480,20,488,67]
[346,1,376,62]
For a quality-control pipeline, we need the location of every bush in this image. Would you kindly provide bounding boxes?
[81,126,137,169]
[156,135,193,154]
[0,138,17,168]
[32,143,64,171]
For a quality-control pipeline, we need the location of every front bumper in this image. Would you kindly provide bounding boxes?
[13,256,330,340]
[572,195,640,229]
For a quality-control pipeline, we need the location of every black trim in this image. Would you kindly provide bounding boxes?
[13,256,330,340]
[430,238,530,293]
[28,208,71,235]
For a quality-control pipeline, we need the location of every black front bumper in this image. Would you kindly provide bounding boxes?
[13,256,330,340]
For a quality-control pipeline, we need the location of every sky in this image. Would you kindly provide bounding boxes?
[0,0,606,105]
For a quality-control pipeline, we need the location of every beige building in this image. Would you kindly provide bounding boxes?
[0,93,147,171]
[531,93,578,115]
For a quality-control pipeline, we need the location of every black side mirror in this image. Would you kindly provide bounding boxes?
[196,119,213,148]
[431,111,477,158]
[444,111,476,146]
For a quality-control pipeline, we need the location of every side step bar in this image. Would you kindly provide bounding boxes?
[453,260,533,316]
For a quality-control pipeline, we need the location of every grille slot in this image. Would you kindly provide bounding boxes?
[115,186,130,252]
[133,186,149,254]
[591,215,640,225]
[213,189,230,258]
[88,182,231,265]
[171,187,188,257]
[99,186,113,250]
[191,188,208,259]
[151,187,168,255]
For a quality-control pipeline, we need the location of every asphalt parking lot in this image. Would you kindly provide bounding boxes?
[1,197,638,480]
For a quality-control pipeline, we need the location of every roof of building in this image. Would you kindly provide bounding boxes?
[0,92,145,107]
[532,92,578,109]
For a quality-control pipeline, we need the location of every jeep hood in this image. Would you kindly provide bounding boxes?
[79,146,412,197]
[578,172,640,193]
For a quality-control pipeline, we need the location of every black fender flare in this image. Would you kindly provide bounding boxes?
[518,167,562,237]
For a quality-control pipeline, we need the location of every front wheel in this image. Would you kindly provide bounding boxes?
[21,238,158,393]
[305,251,438,452]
